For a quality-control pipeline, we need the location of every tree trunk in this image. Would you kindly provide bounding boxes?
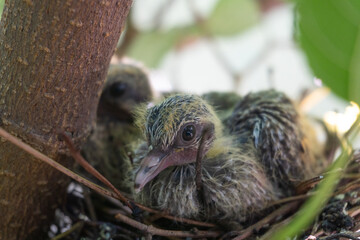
[0,0,132,239]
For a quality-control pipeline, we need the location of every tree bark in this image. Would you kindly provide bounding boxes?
[0,0,132,239]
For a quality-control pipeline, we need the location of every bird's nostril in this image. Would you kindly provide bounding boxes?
[143,166,152,174]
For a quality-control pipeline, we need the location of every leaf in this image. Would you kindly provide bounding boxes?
[207,0,260,36]
[126,28,195,68]
[296,0,360,105]
[266,113,360,240]
[0,0,4,18]
[126,0,260,67]
[268,140,352,240]
[125,30,180,68]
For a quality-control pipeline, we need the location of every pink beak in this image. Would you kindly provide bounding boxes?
[134,147,198,193]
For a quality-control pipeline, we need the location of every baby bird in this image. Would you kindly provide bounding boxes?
[81,63,152,194]
[97,63,153,123]
[134,91,319,225]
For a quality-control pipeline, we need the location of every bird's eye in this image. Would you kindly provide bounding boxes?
[109,82,127,97]
[182,125,196,141]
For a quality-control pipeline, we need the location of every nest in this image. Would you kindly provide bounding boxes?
[1,102,359,240]
[43,132,360,239]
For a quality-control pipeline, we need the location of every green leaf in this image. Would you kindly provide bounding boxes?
[296,0,360,105]
[0,0,4,18]
[266,114,360,240]
[268,139,352,240]
[126,0,260,67]
[126,28,184,68]
[126,27,200,68]
[207,0,260,36]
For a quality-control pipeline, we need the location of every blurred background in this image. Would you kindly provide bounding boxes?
[1,0,359,138]
[115,0,360,140]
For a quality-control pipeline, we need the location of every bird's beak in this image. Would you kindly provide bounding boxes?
[134,147,196,193]
[134,148,171,193]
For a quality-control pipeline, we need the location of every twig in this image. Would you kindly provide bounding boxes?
[186,0,241,88]
[0,127,217,228]
[153,0,176,30]
[348,205,360,218]
[319,232,360,240]
[0,127,121,201]
[61,132,217,227]
[51,221,84,240]
[295,175,324,195]
[342,173,360,179]
[115,213,221,238]
[334,178,360,196]
[135,203,216,227]
[195,127,211,205]
[115,13,139,57]
[83,188,97,221]
[265,193,311,208]
[85,220,140,238]
[60,133,134,211]
[228,201,300,240]
[299,87,330,112]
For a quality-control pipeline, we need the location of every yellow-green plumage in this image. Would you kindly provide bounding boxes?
[134,91,323,226]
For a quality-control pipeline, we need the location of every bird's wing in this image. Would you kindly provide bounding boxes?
[226,90,311,195]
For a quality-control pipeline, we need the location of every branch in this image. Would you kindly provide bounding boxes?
[0,128,120,200]
[60,133,134,211]
[195,127,211,205]
[0,127,217,228]
[115,213,221,238]
[229,201,299,240]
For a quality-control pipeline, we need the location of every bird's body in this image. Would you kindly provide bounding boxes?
[134,91,322,225]
[202,91,242,121]
[81,63,152,194]
[226,90,318,194]
[136,139,275,224]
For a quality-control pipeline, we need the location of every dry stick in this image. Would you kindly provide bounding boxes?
[51,221,85,240]
[349,205,360,218]
[186,0,244,89]
[268,168,360,208]
[0,128,120,200]
[265,193,312,208]
[60,133,134,210]
[270,176,360,208]
[152,0,176,30]
[0,127,216,228]
[334,178,360,196]
[85,220,140,238]
[83,188,98,221]
[319,233,360,240]
[115,213,221,238]
[343,173,360,179]
[230,201,300,240]
[195,127,211,204]
[295,176,324,195]
[138,205,216,227]
[61,132,217,228]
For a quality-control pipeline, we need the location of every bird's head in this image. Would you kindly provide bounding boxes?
[97,63,152,122]
[134,94,223,192]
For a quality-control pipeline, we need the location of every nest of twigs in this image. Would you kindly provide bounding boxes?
[48,151,360,240]
[1,114,359,240]
[45,117,360,240]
